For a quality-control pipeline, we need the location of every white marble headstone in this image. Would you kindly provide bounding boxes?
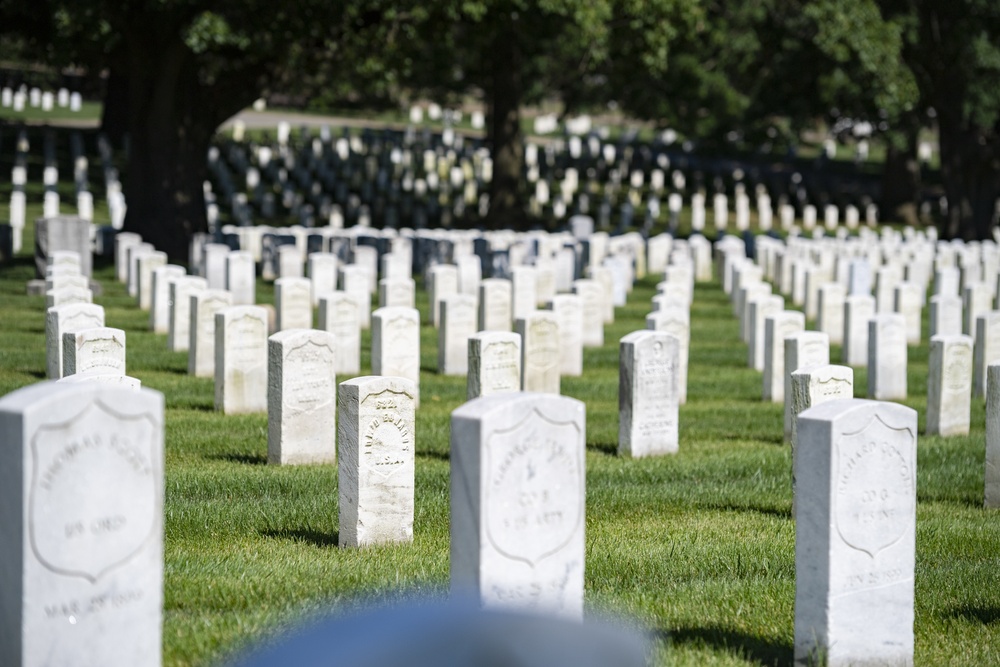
[268,329,337,464]
[451,392,585,619]
[795,399,916,667]
[62,327,126,377]
[619,331,679,457]
[338,376,416,547]
[515,312,560,394]
[318,292,361,375]
[215,306,268,414]
[927,334,973,436]
[0,382,164,667]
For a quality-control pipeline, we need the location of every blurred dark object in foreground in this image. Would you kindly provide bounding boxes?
[228,598,650,667]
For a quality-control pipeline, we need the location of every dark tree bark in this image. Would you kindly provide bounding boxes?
[937,111,1000,241]
[117,29,261,262]
[880,124,921,227]
[99,59,130,147]
[486,16,526,231]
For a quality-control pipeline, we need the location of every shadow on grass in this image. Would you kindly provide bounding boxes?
[586,441,618,456]
[211,452,268,465]
[703,502,792,520]
[658,626,793,667]
[261,527,339,548]
[915,491,983,509]
[949,604,1000,625]
[418,449,450,462]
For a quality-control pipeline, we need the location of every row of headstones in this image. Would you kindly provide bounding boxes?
[718,230,998,500]
[16,227,997,666]
[115,233,620,395]
[6,129,126,253]
[6,366,980,665]
[1,85,82,112]
[212,121,878,236]
[32,249,136,391]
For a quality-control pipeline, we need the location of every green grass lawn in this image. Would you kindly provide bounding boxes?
[0,100,103,124]
[0,216,997,666]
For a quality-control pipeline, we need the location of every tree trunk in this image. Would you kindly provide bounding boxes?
[880,125,921,227]
[938,120,1000,241]
[486,17,525,231]
[100,62,130,148]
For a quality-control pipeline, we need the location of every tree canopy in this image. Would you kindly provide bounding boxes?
[4,0,999,246]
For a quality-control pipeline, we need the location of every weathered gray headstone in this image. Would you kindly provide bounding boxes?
[795,399,916,667]
[451,392,585,618]
[338,375,416,547]
[0,382,164,667]
[268,329,338,464]
[467,332,521,400]
[619,331,679,457]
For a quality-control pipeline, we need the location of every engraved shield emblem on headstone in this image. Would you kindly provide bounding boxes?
[528,321,559,372]
[834,414,915,558]
[30,400,159,582]
[486,408,582,566]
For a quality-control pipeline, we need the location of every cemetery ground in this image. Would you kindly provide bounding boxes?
[1,218,998,666]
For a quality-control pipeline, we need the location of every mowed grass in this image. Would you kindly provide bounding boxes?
[1,221,998,666]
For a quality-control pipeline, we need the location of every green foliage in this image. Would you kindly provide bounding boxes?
[611,0,917,149]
